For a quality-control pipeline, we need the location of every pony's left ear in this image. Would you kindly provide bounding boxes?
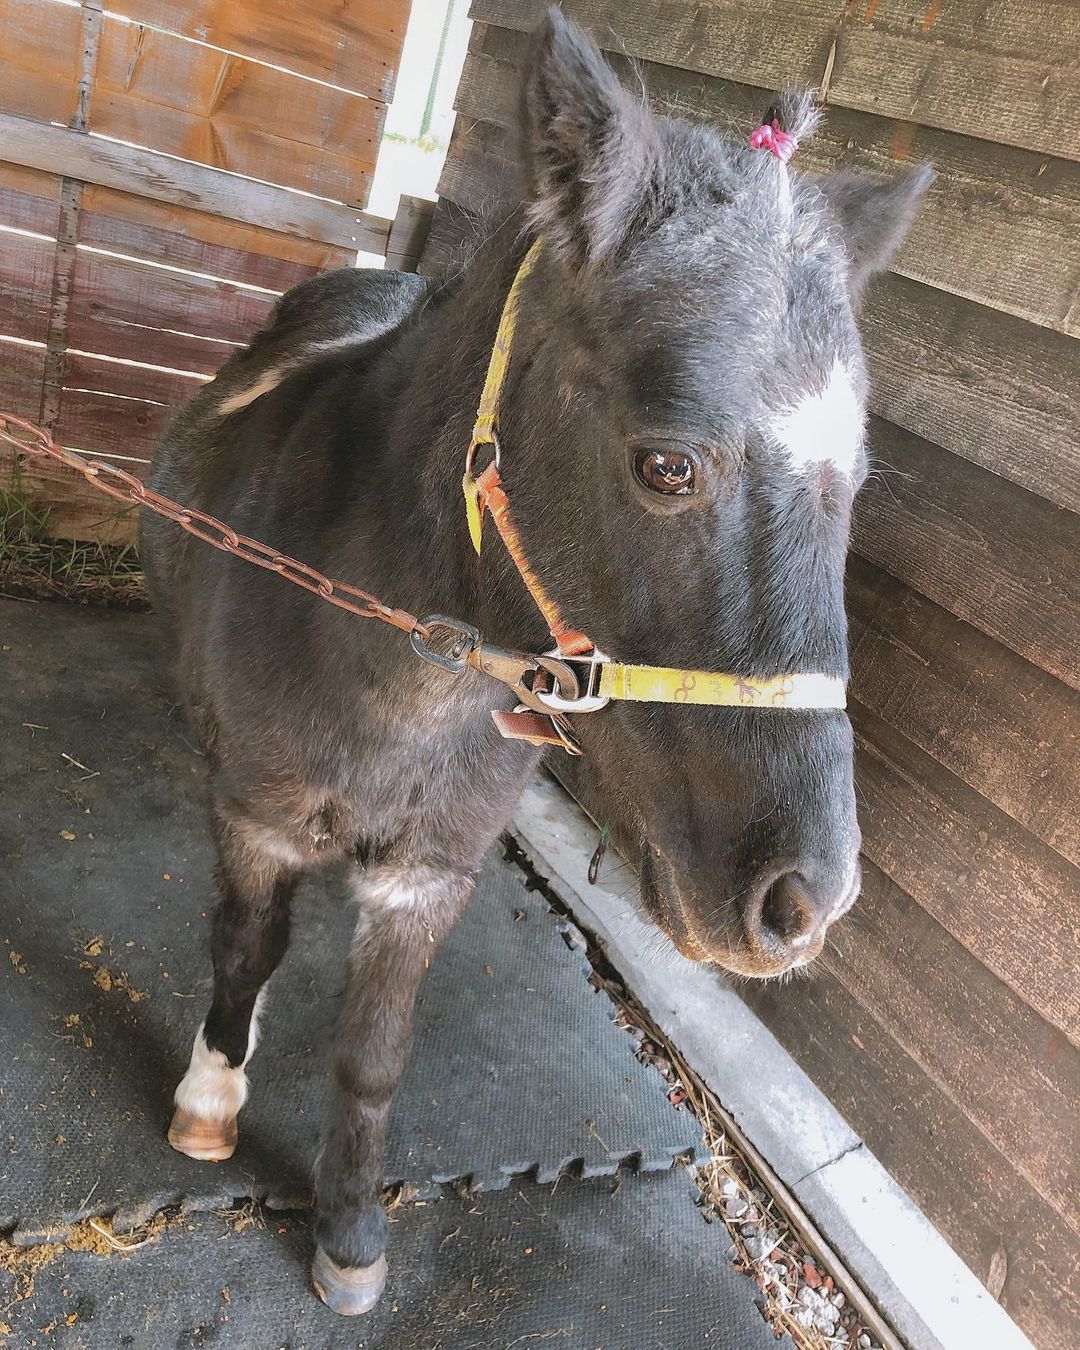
[818,164,934,293]
[520,8,663,269]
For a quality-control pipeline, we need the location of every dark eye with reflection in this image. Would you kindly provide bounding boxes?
[633,447,697,495]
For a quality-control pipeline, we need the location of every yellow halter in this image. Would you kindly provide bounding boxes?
[459,238,846,750]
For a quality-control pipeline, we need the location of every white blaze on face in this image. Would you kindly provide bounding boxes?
[771,359,865,477]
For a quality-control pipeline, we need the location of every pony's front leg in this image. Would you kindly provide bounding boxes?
[169,810,297,1161]
[311,861,473,1315]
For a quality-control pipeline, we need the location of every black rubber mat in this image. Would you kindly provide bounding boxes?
[1,1171,788,1349]
[1,601,701,1241]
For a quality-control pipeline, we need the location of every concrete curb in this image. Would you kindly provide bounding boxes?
[512,773,1034,1350]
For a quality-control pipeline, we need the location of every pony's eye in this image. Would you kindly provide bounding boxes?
[634,447,697,495]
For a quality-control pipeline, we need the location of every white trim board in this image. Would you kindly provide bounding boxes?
[511,773,1034,1350]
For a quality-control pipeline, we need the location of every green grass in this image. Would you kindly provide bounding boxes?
[0,482,147,607]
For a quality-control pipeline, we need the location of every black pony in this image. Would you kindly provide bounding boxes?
[141,10,929,1314]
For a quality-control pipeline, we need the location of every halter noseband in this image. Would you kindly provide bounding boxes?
[453,237,846,753]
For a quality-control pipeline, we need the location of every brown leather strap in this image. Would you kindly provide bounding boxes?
[491,708,580,751]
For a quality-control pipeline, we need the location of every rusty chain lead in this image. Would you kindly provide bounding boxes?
[0,412,429,639]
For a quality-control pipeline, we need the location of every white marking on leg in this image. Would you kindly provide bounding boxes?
[770,359,864,477]
[174,988,266,1121]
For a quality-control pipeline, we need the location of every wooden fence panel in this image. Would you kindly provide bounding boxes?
[0,232,56,344]
[54,387,173,461]
[826,857,1077,1216]
[848,558,1080,867]
[852,421,1080,690]
[460,24,1080,334]
[472,0,1080,159]
[0,344,46,423]
[439,9,1080,1345]
[0,0,406,544]
[106,0,411,103]
[855,704,1080,1042]
[80,188,355,285]
[0,0,81,126]
[470,0,837,96]
[829,0,1080,160]
[92,18,382,206]
[862,276,1080,511]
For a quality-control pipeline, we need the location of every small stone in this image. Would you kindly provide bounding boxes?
[720,1178,739,1197]
[725,1196,749,1219]
[793,1307,815,1329]
[803,1262,823,1289]
[859,1335,872,1349]
[740,1223,757,1239]
[833,1292,846,1309]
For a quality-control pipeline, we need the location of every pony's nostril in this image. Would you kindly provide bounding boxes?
[755,872,816,949]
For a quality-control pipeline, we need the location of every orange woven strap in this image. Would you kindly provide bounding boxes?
[463,236,592,659]
[475,462,593,658]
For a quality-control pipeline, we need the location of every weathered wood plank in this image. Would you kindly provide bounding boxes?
[81,187,354,288]
[848,557,1080,869]
[0,113,391,252]
[71,248,273,345]
[0,232,57,344]
[830,0,1080,162]
[61,351,205,409]
[54,386,172,460]
[0,341,45,421]
[853,420,1080,689]
[470,0,837,97]
[65,249,273,375]
[460,28,1080,333]
[827,859,1077,1218]
[92,18,382,207]
[386,195,436,273]
[854,701,1080,1042]
[472,0,1080,161]
[862,275,1080,513]
[105,0,410,104]
[0,164,61,236]
[0,0,81,126]
[739,952,1077,1350]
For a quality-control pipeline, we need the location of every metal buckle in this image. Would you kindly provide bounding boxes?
[531,648,611,714]
[410,615,481,673]
[464,434,500,479]
[469,643,581,713]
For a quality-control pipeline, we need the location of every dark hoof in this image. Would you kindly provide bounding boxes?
[167,1107,238,1162]
[311,1246,387,1316]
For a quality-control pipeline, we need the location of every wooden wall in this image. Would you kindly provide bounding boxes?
[0,0,411,541]
[424,5,1080,1348]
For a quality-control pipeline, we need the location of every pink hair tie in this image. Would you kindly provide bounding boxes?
[749,119,798,164]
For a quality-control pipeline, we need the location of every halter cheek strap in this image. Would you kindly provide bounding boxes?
[461,237,846,750]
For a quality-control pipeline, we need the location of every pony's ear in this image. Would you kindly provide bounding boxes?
[818,164,933,293]
[521,8,663,269]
